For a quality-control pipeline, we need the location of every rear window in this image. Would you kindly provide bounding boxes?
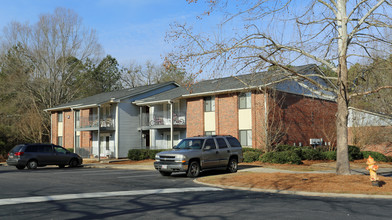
[226,137,242,148]
[10,145,25,153]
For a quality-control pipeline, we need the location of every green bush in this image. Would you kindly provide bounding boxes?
[242,148,263,154]
[128,149,165,160]
[301,149,324,160]
[362,151,388,162]
[321,151,337,161]
[348,145,362,161]
[260,151,302,165]
[243,151,262,163]
[66,148,74,153]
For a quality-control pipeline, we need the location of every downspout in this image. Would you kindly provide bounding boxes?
[97,106,101,162]
[73,109,76,153]
[115,104,119,159]
[170,101,173,148]
[140,106,143,149]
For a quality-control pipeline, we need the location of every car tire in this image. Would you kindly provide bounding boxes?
[159,171,172,176]
[187,161,200,178]
[226,157,238,173]
[16,165,25,170]
[69,159,79,168]
[27,160,38,170]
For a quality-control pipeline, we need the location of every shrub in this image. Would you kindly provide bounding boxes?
[348,145,362,161]
[260,151,302,165]
[362,151,388,162]
[242,148,263,154]
[321,151,337,161]
[128,149,166,160]
[243,151,262,163]
[67,148,74,153]
[301,149,324,160]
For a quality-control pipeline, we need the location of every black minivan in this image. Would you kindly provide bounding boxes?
[6,144,83,170]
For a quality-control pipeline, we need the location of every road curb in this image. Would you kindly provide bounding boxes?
[193,179,392,199]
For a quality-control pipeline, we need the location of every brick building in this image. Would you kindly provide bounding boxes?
[182,64,337,149]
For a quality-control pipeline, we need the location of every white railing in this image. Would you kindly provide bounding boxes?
[141,112,186,126]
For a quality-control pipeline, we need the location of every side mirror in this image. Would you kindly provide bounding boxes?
[204,145,211,151]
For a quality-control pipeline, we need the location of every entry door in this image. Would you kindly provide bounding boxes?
[100,134,110,156]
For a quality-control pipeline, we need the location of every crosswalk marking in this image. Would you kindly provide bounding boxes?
[0,187,222,206]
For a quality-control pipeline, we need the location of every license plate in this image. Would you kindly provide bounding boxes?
[9,155,13,159]
[161,165,167,169]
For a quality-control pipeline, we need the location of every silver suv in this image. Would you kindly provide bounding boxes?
[154,135,243,177]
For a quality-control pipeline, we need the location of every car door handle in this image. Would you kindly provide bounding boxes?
[216,151,219,154]
[227,150,231,153]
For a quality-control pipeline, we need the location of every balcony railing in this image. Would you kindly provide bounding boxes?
[77,115,115,129]
[141,112,186,127]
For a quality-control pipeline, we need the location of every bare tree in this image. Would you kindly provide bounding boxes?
[168,0,392,175]
[0,8,102,142]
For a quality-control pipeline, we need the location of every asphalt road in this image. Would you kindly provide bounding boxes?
[0,165,391,220]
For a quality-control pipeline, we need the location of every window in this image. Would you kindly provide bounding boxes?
[57,136,63,146]
[54,146,67,154]
[205,131,216,136]
[75,135,80,148]
[227,137,242,148]
[58,112,63,122]
[239,130,252,147]
[204,96,215,112]
[239,92,251,109]
[75,111,80,127]
[216,138,228,149]
[204,138,216,150]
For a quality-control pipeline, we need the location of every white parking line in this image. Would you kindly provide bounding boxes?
[0,187,222,206]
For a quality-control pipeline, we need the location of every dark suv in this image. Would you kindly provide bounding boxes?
[154,135,243,177]
[6,144,83,170]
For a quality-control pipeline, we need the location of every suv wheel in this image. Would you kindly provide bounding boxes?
[187,161,200,177]
[227,157,238,173]
[27,160,38,169]
[159,171,172,176]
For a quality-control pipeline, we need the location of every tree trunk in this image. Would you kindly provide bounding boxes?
[336,0,351,175]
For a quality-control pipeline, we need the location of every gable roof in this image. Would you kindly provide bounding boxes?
[184,64,336,100]
[45,81,178,111]
[133,86,189,106]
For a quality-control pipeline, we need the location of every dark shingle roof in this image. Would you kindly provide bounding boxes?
[46,82,178,111]
[134,87,189,105]
[184,64,336,100]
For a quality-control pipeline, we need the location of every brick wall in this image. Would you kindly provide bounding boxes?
[216,94,239,138]
[275,92,337,146]
[80,109,92,148]
[186,97,204,137]
[63,110,74,149]
[51,113,58,144]
[252,92,266,148]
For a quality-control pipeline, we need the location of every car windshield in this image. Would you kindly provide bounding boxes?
[174,139,204,149]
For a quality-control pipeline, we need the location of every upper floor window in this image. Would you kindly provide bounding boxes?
[239,92,251,109]
[204,96,215,112]
[58,112,63,122]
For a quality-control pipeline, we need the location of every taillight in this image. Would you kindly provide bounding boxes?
[14,152,24,156]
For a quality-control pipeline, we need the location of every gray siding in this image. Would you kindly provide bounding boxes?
[117,101,141,157]
[117,84,178,157]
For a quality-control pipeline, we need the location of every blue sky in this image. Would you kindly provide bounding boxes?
[0,0,216,66]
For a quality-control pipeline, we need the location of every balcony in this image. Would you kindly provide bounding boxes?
[76,115,115,131]
[140,112,186,129]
